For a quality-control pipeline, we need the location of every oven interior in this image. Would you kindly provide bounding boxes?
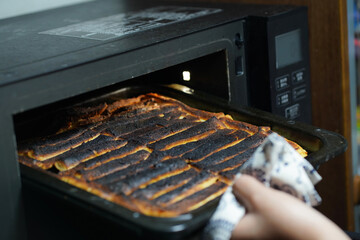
[14,50,229,143]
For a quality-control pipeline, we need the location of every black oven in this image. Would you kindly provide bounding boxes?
[0,1,346,239]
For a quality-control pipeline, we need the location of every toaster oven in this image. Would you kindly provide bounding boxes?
[0,0,345,239]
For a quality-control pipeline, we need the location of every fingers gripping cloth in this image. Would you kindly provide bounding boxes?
[202,132,322,240]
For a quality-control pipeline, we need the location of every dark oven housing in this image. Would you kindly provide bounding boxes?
[0,1,345,239]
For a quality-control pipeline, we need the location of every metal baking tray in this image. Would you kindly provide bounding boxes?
[19,84,347,240]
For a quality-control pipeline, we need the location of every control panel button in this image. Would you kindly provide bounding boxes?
[292,69,305,84]
[275,75,290,90]
[285,104,300,119]
[276,92,290,106]
[293,85,307,100]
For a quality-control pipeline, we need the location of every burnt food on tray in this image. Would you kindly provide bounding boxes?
[17,93,307,217]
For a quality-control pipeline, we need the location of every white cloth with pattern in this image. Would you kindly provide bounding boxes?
[202,132,322,240]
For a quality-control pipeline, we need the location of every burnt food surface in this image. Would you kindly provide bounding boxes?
[17,93,307,217]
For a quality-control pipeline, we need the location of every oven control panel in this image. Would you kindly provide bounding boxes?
[274,68,308,120]
[244,6,312,124]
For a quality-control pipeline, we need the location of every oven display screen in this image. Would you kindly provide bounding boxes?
[275,29,302,69]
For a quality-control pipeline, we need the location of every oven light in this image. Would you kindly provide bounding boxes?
[182,71,191,81]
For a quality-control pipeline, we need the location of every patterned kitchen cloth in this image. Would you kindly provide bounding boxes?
[202,132,322,240]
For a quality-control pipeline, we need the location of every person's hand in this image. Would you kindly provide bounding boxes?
[231,175,350,240]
